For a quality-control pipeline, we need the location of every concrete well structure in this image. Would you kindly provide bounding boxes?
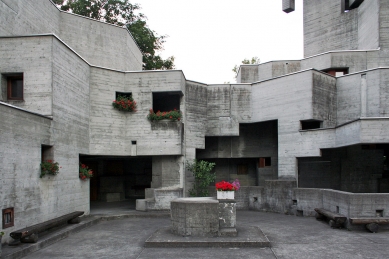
[1,0,389,243]
[171,198,237,237]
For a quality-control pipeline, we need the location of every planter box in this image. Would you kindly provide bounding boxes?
[217,191,234,200]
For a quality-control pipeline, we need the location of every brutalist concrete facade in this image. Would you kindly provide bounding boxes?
[1,0,389,243]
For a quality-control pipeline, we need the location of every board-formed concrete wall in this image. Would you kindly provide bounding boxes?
[0,36,54,115]
[0,104,53,242]
[0,0,142,71]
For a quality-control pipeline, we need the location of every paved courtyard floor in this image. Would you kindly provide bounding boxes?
[21,210,389,259]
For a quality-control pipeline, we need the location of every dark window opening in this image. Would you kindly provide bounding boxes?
[153,92,181,112]
[259,157,271,168]
[115,92,132,99]
[376,210,383,217]
[41,145,54,162]
[237,164,248,175]
[301,120,322,130]
[7,74,23,100]
[3,207,14,229]
[322,68,349,77]
[131,141,137,145]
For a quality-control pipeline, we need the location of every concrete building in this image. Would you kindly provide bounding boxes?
[1,0,389,243]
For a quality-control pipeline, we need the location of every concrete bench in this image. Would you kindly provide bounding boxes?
[9,211,84,244]
[314,208,347,228]
[349,217,389,233]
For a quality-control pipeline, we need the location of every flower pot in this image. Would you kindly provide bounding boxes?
[217,191,234,200]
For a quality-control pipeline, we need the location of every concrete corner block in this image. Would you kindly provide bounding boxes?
[282,0,295,13]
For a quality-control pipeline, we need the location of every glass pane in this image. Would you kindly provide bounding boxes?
[11,79,23,98]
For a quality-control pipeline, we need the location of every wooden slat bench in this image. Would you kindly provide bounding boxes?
[9,211,84,244]
[314,208,347,228]
[349,217,389,233]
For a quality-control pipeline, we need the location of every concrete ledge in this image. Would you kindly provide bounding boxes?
[144,226,270,248]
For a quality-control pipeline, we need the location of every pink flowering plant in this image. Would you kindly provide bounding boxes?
[147,108,182,121]
[112,95,137,112]
[40,160,60,178]
[79,164,93,180]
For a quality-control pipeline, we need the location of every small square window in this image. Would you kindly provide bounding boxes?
[7,75,23,100]
[153,92,181,112]
[3,207,14,229]
[259,157,271,168]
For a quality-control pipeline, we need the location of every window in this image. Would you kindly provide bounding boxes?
[115,92,132,99]
[322,68,348,77]
[2,207,14,229]
[258,157,271,168]
[300,120,322,130]
[7,74,23,100]
[41,145,54,162]
[153,92,181,112]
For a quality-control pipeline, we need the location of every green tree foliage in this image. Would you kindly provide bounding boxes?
[187,159,216,197]
[53,0,175,70]
[232,56,260,79]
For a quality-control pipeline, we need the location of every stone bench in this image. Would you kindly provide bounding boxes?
[314,208,347,228]
[9,211,84,244]
[349,217,389,233]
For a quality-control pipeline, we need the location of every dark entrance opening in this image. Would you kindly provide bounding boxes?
[79,155,152,203]
[298,144,389,193]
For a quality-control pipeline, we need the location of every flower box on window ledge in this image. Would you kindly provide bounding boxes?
[147,108,182,122]
[40,160,60,178]
[112,95,137,112]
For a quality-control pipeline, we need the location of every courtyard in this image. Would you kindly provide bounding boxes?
[3,206,388,259]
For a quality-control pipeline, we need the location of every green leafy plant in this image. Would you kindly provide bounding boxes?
[112,95,137,112]
[40,160,60,178]
[0,231,4,236]
[147,108,182,121]
[187,159,216,197]
[79,164,93,180]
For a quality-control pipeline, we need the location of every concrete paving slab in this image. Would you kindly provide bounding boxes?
[144,226,270,248]
[137,247,276,259]
[12,210,389,259]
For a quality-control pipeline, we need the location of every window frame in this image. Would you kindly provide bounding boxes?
[2,207,14,229]
[7,75,24,100]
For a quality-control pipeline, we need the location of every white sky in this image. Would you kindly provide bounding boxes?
[135,0,304,84]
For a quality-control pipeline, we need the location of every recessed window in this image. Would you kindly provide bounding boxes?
[7,74,23,100]
[300,120,322,130]
[41,145,54,162]
[376,210,383,217]
[258,157,271,168]
[322,68,348,77]
[115,92,132,99]
[3,207,14,229]
[153,92,181,112]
